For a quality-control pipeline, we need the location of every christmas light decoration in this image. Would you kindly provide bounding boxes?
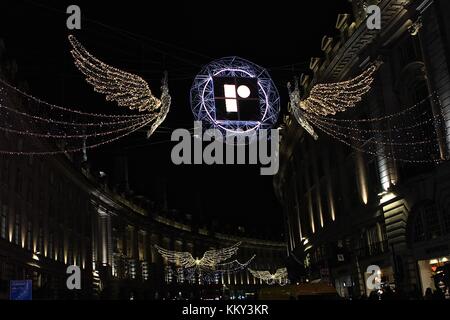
[190,56,280,140]
[180,255,256,283]
[288,62,444,163]
[214,254,256,273]
[298,63,378,116]
[0,35,172,155]
[154,242,241,269]
[248,267,289,285]
[288,63,379,140]
[0,81,156,155]
[154,243,256,283]
[68,35,171,139]
[0,79,146,119]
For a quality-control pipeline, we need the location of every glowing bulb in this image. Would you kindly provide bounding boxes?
[237,85,251,98]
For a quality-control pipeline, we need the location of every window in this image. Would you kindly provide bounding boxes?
[320,182,329,224]
[412,202,443,243]
[26,221,32,251]
[443,209,450,234]
[127,227,134,258]
[424,204,441,240]
[138,232,145,261]
[58,231,64,262]
[0,205,7,239]
[413,212,425,242]
[14,213,20,245]
[37,227,44,253]
[48,232,54,259]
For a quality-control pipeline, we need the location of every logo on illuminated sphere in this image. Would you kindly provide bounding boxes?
[190,57,280,140]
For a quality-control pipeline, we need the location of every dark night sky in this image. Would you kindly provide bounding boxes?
[0,0,352,240]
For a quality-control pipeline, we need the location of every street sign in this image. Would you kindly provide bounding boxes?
[10,280,32,300]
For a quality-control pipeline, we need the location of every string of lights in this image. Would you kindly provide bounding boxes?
[307,108,441,136]
[0,116,154,156]
[0,79,146,118]
[303,91,443,162]
[0,111,153,139]
[312,92,439,123]
[214,255,256,273]
[309,116,439,146]
[0,101,150,128]
[0,83,155,155]
[310,117,442,164]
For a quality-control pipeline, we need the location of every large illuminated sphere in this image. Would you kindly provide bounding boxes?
[190,57,280,139]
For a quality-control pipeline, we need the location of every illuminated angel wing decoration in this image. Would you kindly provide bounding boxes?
[154,242,242,269]
[248,269,273,281]
[299,63,378,116]
[146,73,171,138]
[248,267,288,283]
[199,242,241,268]
[68,35,171,138]
[288,63,379,140]
[273,267,288,279]
[154,245,196,268]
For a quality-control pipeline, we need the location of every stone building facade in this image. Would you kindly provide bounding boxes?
[275,0,450,298]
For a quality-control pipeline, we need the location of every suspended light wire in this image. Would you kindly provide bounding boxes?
[0,80,155,155]
[0,117,153,156]
[0,79,146,118]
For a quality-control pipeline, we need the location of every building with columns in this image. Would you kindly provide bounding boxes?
[0,41,286,300]
[275,0,450,298]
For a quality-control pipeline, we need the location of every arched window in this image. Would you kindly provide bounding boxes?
[411,201,447,243]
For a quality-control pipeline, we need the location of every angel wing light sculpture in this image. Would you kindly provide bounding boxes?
[248,267,289,285]
[288,63,380,140]
[154,242,241,269]
[154,242,255,282]
[68,35,171,138]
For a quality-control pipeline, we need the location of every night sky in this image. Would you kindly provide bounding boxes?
[0,0,352,240]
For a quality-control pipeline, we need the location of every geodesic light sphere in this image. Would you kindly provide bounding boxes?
[190,57,280,139]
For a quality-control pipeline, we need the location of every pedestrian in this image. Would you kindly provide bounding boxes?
[424,287,433,300]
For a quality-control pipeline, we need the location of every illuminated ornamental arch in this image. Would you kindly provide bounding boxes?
[190,57,280,140]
